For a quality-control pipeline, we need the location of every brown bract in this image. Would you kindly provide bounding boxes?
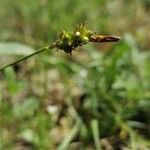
[90,35,121,43]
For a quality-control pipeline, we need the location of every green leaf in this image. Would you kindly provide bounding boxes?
[13,97,39,118]
[0,42,34,56]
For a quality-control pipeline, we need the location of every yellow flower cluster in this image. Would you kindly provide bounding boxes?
[54,24,93,55]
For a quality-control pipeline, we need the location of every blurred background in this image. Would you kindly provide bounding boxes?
[0,0,149,149]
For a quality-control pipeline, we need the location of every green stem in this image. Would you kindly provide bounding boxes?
[0,44,55,71]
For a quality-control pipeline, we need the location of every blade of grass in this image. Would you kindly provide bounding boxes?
[58,122,79,150]
[91,119,101,150]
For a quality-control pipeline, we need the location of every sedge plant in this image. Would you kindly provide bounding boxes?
[0,24,120,71]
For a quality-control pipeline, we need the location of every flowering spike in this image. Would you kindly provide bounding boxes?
[53,24,120,54]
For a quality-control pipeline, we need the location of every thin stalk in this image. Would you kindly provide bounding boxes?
[0,43,55,71]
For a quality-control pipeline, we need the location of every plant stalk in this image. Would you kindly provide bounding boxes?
[0,43,55,71]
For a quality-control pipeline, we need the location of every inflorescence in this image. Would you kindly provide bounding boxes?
[50,24,120,55]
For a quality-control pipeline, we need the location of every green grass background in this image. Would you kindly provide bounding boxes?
[0,0,149,149]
